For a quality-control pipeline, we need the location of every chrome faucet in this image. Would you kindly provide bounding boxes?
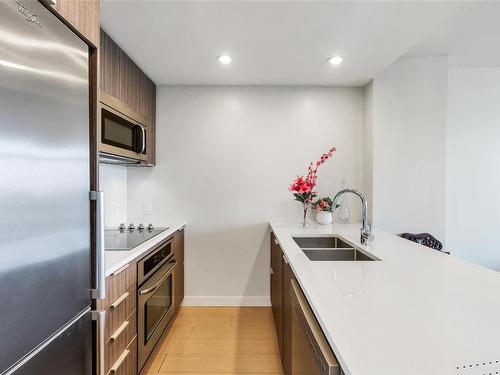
[333,189,374,244]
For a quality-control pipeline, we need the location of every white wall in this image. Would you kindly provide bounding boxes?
[370,56,448,242]
[363,81,374,223]
[127,86,365,305]
[446,67,500,270]
[99,164,128,229]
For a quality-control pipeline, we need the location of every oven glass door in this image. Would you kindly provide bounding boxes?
[138,258,176,371]
[144,272,172,342]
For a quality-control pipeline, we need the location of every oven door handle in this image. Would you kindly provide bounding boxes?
[139,260,176,296]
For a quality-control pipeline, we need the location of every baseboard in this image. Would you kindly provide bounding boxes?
[182,296,271,307]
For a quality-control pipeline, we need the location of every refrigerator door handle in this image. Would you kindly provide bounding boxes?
[92,311,106,375]
[90,191,106,300]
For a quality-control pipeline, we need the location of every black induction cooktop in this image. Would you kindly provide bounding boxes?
[105,228,168,251]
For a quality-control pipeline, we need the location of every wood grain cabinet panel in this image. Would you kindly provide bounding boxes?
[282,255,295,375]
[50,0,99,47]
[146,82,156,166]
[105,310,137,373]
[108,336,137,375]
[100,28,157,165]
[104,285,137,341]
[174,228,185,311]
[270,232,283,354]
[97,261,137,311]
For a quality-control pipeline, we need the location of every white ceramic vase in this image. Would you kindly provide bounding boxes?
[316,210,333,225]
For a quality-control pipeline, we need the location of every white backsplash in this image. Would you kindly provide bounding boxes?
[99,164,127,229]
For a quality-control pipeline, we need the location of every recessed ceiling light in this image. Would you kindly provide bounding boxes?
[217,55,232,65]
[327,56,343,66]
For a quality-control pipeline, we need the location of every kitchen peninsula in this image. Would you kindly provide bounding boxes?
[270,220,500,375]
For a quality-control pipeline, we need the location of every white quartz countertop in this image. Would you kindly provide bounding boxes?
[105,222,186,276]
[270,219,500,375]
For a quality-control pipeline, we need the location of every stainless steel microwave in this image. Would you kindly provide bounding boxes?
[99,101,148,165]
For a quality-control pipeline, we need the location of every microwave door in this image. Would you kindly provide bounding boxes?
[100,105,148,163]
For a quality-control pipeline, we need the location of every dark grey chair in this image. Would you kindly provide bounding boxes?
[399,233,449,254]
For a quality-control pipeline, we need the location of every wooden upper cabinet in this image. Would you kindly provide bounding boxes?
[100,28,157,165]
[49,0,100,47]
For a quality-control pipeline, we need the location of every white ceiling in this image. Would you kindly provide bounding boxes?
[407,2,500,66]
[100,1,465,86]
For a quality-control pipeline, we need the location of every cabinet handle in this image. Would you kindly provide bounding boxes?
[110,320,129,341]
[110,292,129,309]
[270,267,274,275]
[111,263,129,277]
[274,239,279,245]
[109,349,129,373]
[283,254,289,264]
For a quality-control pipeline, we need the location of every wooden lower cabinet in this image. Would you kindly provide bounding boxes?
[105,311,137,373]
[174,228,185,311]
[108,336,137,375]
[97,261,138,375]
[97,262,136,311]
[271,231,340,375]
[97,228,186,375]
[270,232,283,354]
[282,255,295,375]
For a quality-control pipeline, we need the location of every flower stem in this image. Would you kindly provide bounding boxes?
[302,203,308,227]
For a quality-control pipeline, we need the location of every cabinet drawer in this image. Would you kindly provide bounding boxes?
[98,261,137,310]
[107,335,137,375]
[105,310,137,373]
[105,285,136,341]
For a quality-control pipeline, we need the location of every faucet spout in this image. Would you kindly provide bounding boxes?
[333,188,373,244]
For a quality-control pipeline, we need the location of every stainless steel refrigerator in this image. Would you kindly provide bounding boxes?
[0,1,94,374]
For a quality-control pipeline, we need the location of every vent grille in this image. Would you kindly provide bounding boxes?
[456,360,499,375]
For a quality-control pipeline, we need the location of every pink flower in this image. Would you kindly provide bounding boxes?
[289,146,336,204]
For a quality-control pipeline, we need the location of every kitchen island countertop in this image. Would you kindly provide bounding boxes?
[270,219,500,375]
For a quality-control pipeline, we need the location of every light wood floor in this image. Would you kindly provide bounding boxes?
[141,307,283,374]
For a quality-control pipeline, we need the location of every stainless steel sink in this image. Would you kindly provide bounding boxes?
[292,236,380,262]
[293,236,352,249]
[302,249,377,261]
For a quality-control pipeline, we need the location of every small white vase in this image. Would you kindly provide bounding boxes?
[316,210,333,225]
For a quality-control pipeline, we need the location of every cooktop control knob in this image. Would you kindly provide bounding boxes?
[128,223,135,231]
[118,223,126,231]
[147,223,154,231]
[137,223,145,231]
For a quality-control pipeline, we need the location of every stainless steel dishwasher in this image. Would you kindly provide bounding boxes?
[290,280,340,375]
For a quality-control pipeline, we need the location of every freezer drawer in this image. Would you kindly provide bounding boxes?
[9,309,92,375]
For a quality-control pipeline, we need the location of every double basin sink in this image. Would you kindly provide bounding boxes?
[293,236,380,262]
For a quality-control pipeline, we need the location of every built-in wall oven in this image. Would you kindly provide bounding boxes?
[137,237,176,370]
